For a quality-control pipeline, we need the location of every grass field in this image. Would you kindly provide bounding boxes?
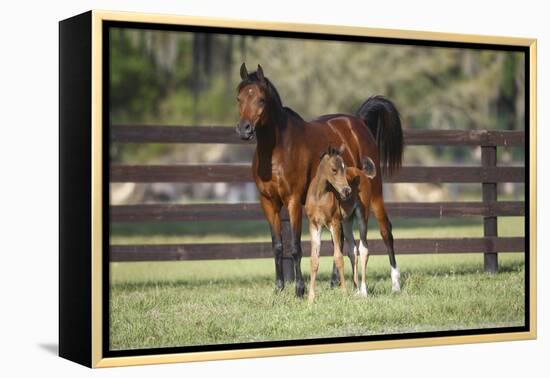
[109,217,525,351]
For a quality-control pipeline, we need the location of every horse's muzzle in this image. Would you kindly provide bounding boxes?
[236,121,255,140]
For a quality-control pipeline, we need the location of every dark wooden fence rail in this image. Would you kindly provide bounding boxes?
[110,202,525,222]
[110,165,525,183]
[111,125,524,146]
[110,126,525,274]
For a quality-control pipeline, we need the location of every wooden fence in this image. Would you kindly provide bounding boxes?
[110,126,525,274]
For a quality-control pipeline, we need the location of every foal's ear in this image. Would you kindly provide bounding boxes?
[320,144,332,160]
[361,156,377,178]
[257,64,265,82]
[240,63,249,80]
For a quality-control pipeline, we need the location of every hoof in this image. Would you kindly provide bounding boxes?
[355,283,368,297]
[295,282,306,298]
[275,280,284,293]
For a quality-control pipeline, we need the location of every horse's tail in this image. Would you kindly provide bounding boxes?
[356,96,403,176]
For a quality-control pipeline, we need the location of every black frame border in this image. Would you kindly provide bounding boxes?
[101,20,531,359]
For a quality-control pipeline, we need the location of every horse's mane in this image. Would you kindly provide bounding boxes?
[283,106,304,121]
[237,72,304,121]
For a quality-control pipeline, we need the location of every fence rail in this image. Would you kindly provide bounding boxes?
[110,237,525,262]
[110,165,525,183]
[111,125,525,146]
[111,201,525,223]
[109,126,526,273]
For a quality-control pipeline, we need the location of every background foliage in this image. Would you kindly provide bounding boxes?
[109,28,525,203]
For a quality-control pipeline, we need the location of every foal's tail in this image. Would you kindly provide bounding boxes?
[356,96,403,176]
[361,156,377,179]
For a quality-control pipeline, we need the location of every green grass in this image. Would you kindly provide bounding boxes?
[111,216,525,244]
[110,253,525,350]
[109,216,525,351]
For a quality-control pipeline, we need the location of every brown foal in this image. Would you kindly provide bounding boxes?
[305,145,377,302]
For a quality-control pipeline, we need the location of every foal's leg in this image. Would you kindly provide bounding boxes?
[308,223,322,303]
[288,198,306,298]
[371,195,400,292]
[330,221,347,294]
[260,195,284,292]
[330,220,357,289]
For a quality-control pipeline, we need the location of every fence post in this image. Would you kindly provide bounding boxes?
[281,220,296,282]
[482,145,498,273]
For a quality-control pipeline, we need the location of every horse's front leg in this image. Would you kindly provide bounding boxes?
[260,195,284,292]
[287,198,305,298]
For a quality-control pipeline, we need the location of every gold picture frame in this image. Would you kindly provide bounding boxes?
[59,10,537,368]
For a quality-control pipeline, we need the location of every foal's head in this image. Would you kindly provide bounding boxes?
[236,63,281,140]
[318,145,352,200]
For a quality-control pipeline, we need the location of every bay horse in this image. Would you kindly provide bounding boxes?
[305,145,378,302]
[236,63,403,297]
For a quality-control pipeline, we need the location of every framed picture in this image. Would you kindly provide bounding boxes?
[59,10,537,368]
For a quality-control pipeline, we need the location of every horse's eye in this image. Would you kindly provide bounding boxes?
[258,98,265,105]
[236,98,240,103]
[332,168,337,174]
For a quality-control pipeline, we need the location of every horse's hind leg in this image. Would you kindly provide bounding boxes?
[371,195,400,292]
[356,203,370,297]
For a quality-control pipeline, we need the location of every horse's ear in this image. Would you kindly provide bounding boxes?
[257,64,265,82]
[240,63,249,80]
